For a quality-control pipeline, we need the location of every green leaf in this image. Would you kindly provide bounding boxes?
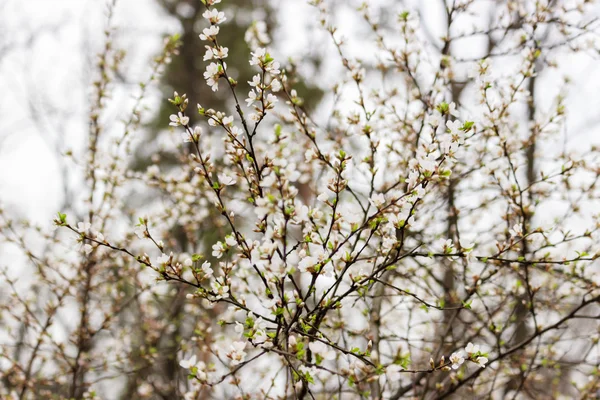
[461,121,474,131]
[437,102,449,114]
[394,353,411,369]
[440,169,452,177]
[57,212,67,225]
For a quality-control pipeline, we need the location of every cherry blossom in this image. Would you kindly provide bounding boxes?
[202,8,226,25]
[227,341,247,366]
[169,112,189,127]
[450,351,465,370]
[199,25,219,41]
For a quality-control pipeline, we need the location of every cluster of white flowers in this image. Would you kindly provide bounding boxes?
[203,62,224,92]
[449,342,488,370]
[179,354,209,381]
[308,341,336,363]
[227,341,247,366]
[249,48,280,75]
[75,221,105,255]
[449,351,465,370]
[202,8,226,25]
[509,223,523,237]
[169,111,189,127]
[438,238,455,254]
[210,279,229,300]
[155,252,171,265]
[199,3,228,92]
[211,235,237,259]
[245,51,281,123]
[297,246,331,274]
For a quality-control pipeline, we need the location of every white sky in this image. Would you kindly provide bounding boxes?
[0,0,171,222]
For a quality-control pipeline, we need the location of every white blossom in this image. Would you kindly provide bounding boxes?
[298,256,317,273]
[465,342,480,355]
[169,112,189,127]
[438,238,455,254]
[509,223,523,237]
[225,235,237,246]
[77,222,91,234]
[219,173,236,186]
[199,25,220,41]
[369,193,385,208]
[179,355,198,369]
[222,116,234,126]
[317,192,329,203]
[449,351,465,369]
[211,280,229,299]
[270,79,281,92]
[203,45,228,61]
[248,74,261,87]
[83,244,93,255]
[246,90,258,106]
[250,48,267,66]
[308,341,336,361]
[405,170,420,189]
[228,341,247,365]
[156,253,170,265]
[134,225,146,239]
[202,8,226,25]
[201,261,213,278]
[448,101,460,117]
[212,241,226,258]
[204,62,222,91]
[476,356,488,368]
[265,93,278,108]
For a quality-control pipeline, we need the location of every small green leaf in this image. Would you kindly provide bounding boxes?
[437,102,449,115]
[55,212,67,226]
[461,121,474,131]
